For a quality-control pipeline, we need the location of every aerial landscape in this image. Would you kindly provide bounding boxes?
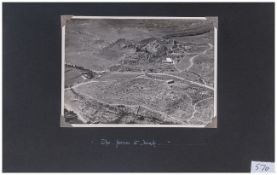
[62,17,217,127]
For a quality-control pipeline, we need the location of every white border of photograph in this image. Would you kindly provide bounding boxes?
[61,16,218,128]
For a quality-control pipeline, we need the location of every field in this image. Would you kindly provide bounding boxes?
[63,17,217,127]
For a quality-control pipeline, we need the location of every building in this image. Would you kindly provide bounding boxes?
[162,57,174,64]
[166,80,175,84]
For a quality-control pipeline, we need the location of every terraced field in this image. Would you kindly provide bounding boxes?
[62,17,217,127]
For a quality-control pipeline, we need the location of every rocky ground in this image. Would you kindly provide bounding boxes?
[63,18,216,127]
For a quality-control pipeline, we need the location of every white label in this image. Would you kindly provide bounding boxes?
[251,161,275,173]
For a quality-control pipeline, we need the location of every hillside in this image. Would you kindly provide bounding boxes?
[63,18,216,127]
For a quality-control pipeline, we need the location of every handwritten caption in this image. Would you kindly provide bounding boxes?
[91,139,171,148]
[251,161,275,173]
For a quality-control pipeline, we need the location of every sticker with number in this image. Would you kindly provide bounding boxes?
[251,161,275,173]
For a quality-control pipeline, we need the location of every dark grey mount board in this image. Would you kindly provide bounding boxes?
[3,3,274,172]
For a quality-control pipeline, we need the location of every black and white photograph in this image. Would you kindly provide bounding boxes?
[61,16,218,127]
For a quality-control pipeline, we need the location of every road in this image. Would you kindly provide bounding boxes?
[187,96,214,122]
[65,80,111,90]
[147,72,214,90]
[186,43,213,71]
